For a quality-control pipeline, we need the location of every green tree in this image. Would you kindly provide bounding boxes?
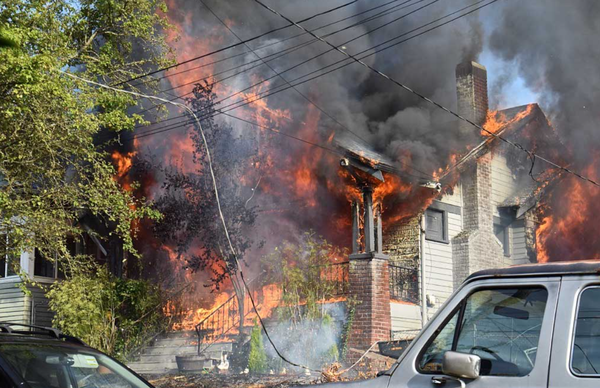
[0,0,173,269]
[248,320,267,374]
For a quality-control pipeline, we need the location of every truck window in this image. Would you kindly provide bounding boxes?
[419,287,548,377]
[572,287,600,376]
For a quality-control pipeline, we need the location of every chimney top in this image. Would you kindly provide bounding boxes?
[456,60,489,133]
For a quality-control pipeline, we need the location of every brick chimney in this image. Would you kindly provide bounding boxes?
[451,61,504,287]
[456,61,488,134]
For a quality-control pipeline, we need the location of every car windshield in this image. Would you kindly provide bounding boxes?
[0,343,152,388]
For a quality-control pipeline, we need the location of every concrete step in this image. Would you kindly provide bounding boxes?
[142,344,197,355]
[127,361,178,374]
[152,337,197,347]
[160,330,197,339]
[138,348,228,362]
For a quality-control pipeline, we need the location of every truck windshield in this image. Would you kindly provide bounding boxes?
[0,343,152,388]
[419,287,548,377]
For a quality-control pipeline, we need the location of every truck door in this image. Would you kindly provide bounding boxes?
[388,277,560,388]
[548,277,600,388]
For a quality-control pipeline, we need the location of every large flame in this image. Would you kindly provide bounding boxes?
[536,157,600,263]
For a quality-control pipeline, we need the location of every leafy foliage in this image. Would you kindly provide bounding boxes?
[0,0,172,267]
[262,231,347,322]
[248,320,267,374]
[152,81,260,288]
[47,265,167,361]
[261,231,347,369]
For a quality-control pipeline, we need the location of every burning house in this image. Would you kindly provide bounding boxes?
[329,60,565,351]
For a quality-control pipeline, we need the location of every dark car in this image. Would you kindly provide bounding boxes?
[0,322,155,388]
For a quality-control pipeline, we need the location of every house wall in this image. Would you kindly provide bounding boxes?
[0,278,28,324]
[389,188,463,333]
[511,219,532,265]
[0,249,55,328]
[490,153,517,216]
[390,301,421,333]
[423,209,462,318]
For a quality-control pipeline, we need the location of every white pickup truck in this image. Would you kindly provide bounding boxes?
[331,261,600,388]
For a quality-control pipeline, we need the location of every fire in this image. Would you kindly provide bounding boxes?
[482,104,536,137]
[166,292,232,331]
[535,156,600,262]
[111,149,136,191]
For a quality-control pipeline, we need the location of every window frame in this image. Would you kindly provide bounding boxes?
[493,223,511,257]
[0,234,19,279]
[416,285,550,376]
[425,208,448,244]
[570,285,600,378]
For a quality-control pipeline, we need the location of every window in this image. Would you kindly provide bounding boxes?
[571,287,600,375]
[425,208,447,243]
[34,249,57,278]
[0,343,152,388]
[0,234,18,278]
[419,287,548,376]
[494,223,511,257]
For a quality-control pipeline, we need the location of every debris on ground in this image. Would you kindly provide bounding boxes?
[147,373,321,388]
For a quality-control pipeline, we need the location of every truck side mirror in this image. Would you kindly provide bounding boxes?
[442,351,481,379]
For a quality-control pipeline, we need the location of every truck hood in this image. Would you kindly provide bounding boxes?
[295,375,391,388]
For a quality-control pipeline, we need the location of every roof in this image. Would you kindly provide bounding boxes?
[466,260,600,282]
[0,333,84,347]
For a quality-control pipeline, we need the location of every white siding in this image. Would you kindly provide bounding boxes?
[491,153,518,215]
[440,183,462,207]
[0,277,54,327]
[0,279,28,324]
[422,212,461,317]
[390,302,421,332]
[511,221,531,265]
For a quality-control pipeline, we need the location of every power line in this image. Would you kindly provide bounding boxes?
[146,0,419,96]
[221,111,431,180]
[114,0,362,87]
[252,0,600,188]
[130,0,485,137]
[199,0,370,144]
[130,0,412,90]
[133,0,433,121]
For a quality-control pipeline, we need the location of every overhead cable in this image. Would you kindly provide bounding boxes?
[251,0,600,188]
[113,0,362,87]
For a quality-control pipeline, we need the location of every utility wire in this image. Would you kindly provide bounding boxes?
[221,111,432,181]
[131,0,411,89]
[128,0,486,137]
[199,0,370,143]
[58,70,340,374]
[134,0,434,122]
[251,0,600,188]
[142,0,419,98]
[112,0,500,184]
[114,0,362,87]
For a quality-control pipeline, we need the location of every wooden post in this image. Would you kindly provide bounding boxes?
[363,186,375,253]
[376,204,383,254]
[351,201,360,254]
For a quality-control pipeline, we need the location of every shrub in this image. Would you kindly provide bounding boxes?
[47,265,167,361]
[248,321,267,373]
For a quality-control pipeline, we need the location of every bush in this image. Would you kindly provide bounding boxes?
[248,321,267,373]
[47,265,167,361]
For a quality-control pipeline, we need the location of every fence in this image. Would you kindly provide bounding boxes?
[319,262,349,296]
[389,264,419,304]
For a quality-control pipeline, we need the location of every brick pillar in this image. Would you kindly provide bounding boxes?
[348,252,391,351]
[456,61,488,135]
